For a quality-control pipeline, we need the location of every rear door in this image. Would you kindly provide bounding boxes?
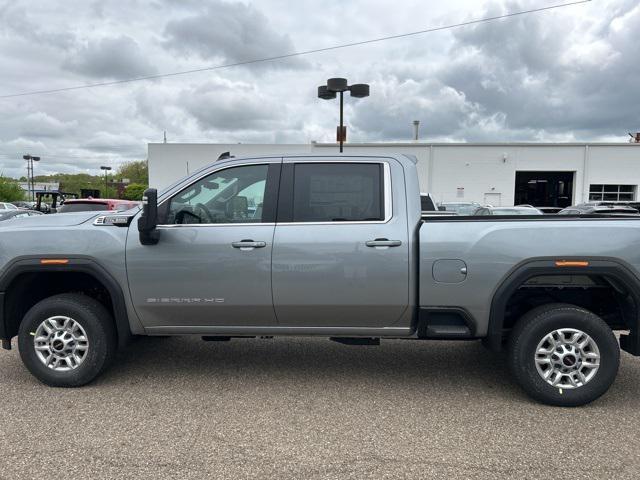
[271,157,409,328]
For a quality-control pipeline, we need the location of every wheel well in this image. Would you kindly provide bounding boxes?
[4,271,116,341]
[503,274,637,335]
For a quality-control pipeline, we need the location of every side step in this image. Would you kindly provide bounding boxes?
[330,337,380,346]
[423,325,472,339]
[418,308,475,339]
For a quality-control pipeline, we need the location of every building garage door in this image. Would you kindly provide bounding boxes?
[514,171,574,208]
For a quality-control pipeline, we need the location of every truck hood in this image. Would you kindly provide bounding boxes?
[0,212,100,229]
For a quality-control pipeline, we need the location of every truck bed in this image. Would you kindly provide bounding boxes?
[419,216,640,337]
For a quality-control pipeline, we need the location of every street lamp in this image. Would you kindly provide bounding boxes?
[23,154,41,201]
[100,166,112,198]
[317,78,370,153]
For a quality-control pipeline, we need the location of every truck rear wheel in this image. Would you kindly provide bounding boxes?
[508,303,619,407]
[18,293,117,387]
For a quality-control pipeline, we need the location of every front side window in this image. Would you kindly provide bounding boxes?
[292,163,383,222]
[167,164,269,224]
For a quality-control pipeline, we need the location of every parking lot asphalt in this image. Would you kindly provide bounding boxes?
[1,336,639,480]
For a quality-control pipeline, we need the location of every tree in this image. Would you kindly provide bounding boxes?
[32,173,103,197]
[122,183,146,201]
[116,160,148,186]
[0,176,26,202]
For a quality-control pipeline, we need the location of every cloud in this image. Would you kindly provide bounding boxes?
[432,0,640,139]
[63,35,157,79]
[0,0,638,179]
[162,1,307,70]
[19,112,78,138]
[178,79,285,131]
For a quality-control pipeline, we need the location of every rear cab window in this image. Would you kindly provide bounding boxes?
[283,162,386,223]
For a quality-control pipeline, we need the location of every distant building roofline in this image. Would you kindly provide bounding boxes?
[148,141,640,148]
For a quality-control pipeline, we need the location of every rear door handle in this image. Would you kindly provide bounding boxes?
[365,238,402,247]
[232,240,267,250]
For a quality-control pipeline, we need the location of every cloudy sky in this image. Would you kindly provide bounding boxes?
[0,0,638,177]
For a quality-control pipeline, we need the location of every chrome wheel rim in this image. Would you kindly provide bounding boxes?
[535,328,600,389]
[33,316,89,371]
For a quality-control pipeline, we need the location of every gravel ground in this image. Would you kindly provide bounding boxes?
[0,336,639,479]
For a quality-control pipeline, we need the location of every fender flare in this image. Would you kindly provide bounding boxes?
[486,258,640,354]
[0,257,132,348]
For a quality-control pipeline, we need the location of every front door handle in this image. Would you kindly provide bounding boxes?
[365,238,402,248]
[232,240,267,250]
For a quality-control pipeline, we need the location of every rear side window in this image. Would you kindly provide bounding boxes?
[292,163,383,222]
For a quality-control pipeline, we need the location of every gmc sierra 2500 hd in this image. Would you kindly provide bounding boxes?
[1,154,639,406]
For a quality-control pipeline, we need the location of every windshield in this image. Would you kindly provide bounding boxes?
[57,202,110,213]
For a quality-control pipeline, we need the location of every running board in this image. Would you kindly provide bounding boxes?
[329,337,380,346]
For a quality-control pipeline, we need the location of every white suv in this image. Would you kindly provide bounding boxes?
[0,202,18,210]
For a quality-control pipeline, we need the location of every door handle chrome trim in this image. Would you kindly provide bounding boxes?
[232,240,267,249]
[365,239,402,247]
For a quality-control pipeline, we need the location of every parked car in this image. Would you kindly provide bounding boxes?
[474,206,543,215]
[0,210,43,222]
[34,190,78,213]
[1,153,640,407]
[11,201,37,210]
[0,202,18,210]
[558,205,639,215]
[438,202,481,215]
[537,207,563,214]
[580,201,640,211]
[420,194,453,216]
[57,198,141,213]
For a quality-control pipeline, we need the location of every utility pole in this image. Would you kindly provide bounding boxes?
[23,154,40,201]
[100,166,112,198]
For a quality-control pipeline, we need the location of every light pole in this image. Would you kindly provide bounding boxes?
[100,166,112,198]
[23,154,41,201]
[317,78,370,153]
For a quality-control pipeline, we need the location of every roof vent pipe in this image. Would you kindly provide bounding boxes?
[413,120,420,141]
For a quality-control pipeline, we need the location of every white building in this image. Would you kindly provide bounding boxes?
[148,142,640,207]
[19,181,59,194]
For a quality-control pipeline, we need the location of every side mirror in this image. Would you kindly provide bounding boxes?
[138,188,160,245]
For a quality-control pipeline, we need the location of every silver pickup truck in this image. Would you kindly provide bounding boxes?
[1,154,639,406]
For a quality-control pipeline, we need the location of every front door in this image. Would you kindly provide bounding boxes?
[126,161,280,330]
[271,159,409,328]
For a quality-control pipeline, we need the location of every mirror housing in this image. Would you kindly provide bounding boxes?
[138,188,160,245]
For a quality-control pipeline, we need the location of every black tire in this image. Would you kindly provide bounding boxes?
[508,303,619,407]
[18,293,117,387]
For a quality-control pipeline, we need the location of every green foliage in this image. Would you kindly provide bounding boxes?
[33,173,104,197]
[116,160,148,186]
[27,160,148,200]
[122,183,146,201]
[0,176,26,202]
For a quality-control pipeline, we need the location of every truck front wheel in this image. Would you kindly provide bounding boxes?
[508,303,619,407]
[18,294,117,387]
